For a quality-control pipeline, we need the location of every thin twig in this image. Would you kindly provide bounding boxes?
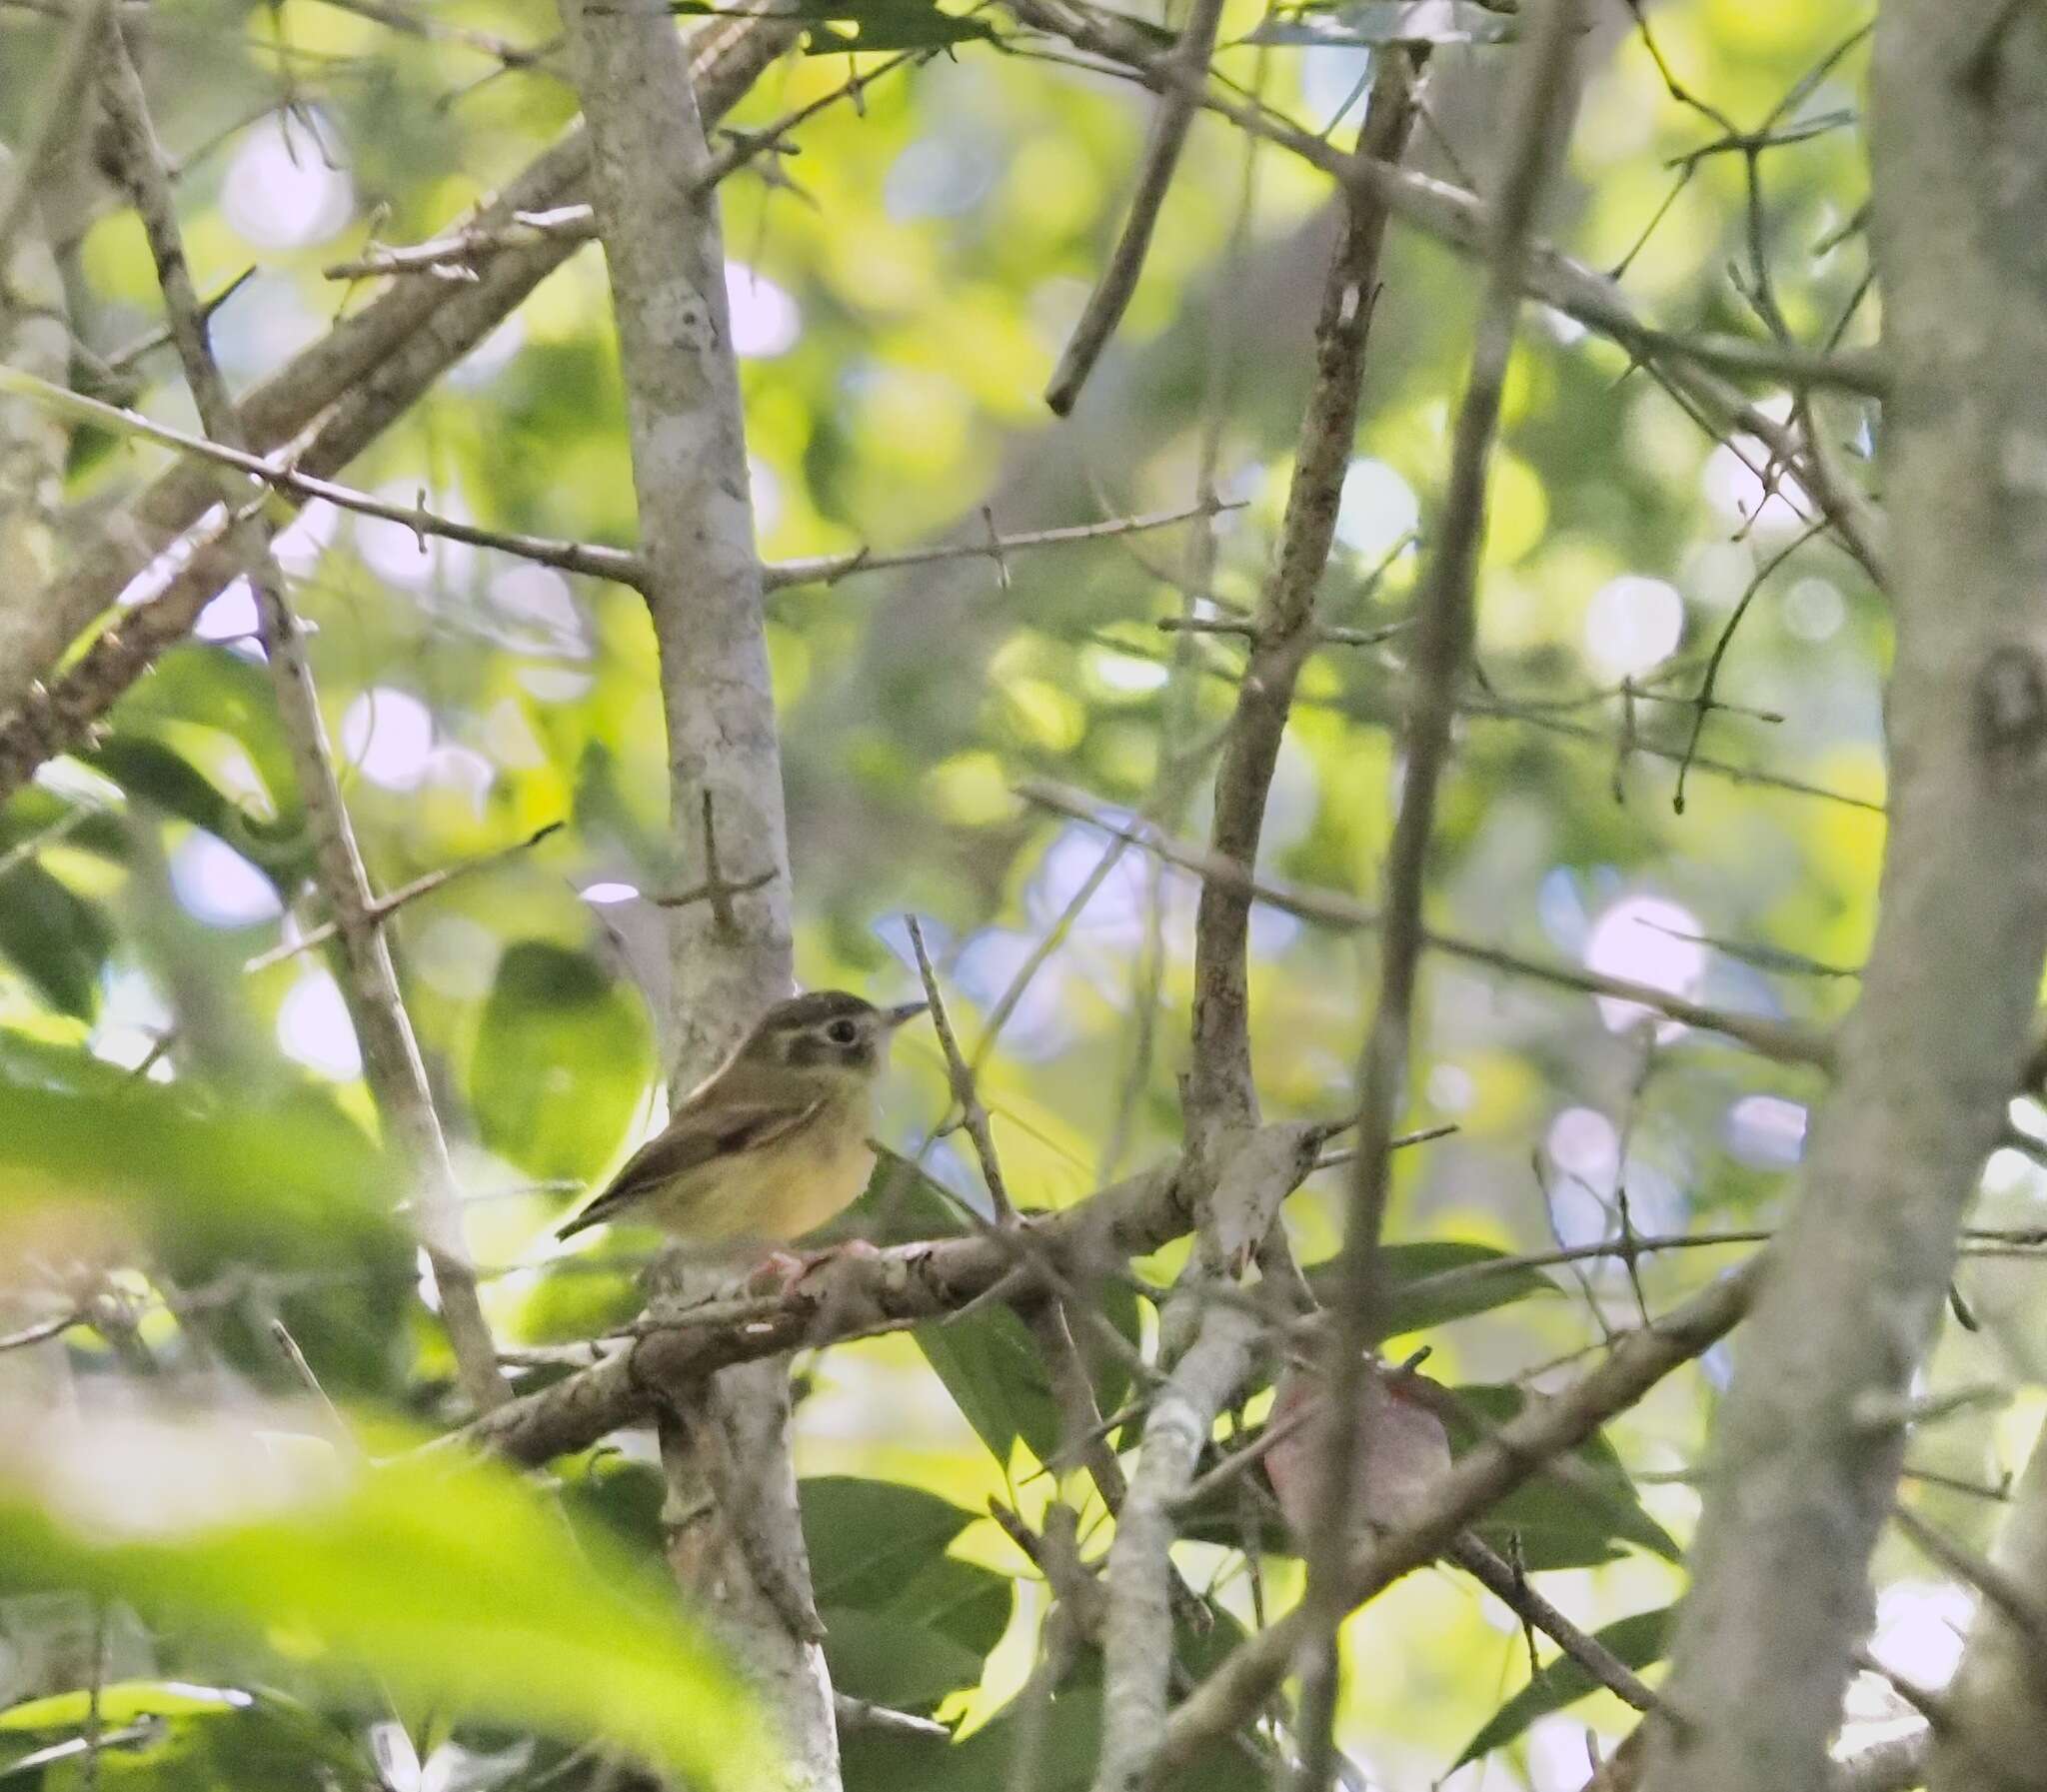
[1184,49,1427,1148]
[308,0,553,66]
[1444,1532,1659,1714]
[1892,1505,2047,1655]
[244,821,564,972]
[0,0,113,270]
[1295,13,1586,1782]
[95,26,511,1416]
[762,497,1236,591]
[1152,1258,1763,1780]
[0,366,646,587]
[323,48,919,282]
[0,1307,83,1351]
[832,1694,952,1741]
[1673,519,1828,813]
[1006,0,1885,582]
[1023,780,1831,1068]
[0,16,795,816]
[1044,0,1224,415]
[905,913,1016,1222]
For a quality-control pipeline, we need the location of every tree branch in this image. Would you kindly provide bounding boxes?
[558,0,831,1782]
[466,1129,1345,1465]
[1151,1257,1762,1782]
[1023,779,1831,1068]
[1648,10,2047,1790]
[94,21,512,1416]
[1184,49,1424,1144]
[1043,0,1224,416]
[0,10,793,803]
[1296,10,1585,1784]
[1929,1402,2047,1792]
[1006,0,1884,583]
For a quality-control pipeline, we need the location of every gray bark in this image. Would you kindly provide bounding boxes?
[1930,1431,2047,1792]
[1649,9,2047,1790]
[557,2,832,1786]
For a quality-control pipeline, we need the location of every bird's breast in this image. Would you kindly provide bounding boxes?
[686,1091,874,1244]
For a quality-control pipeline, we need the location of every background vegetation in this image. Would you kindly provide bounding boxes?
[0,1,2020,1788]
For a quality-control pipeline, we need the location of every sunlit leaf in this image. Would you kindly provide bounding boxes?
[0,1429,767,1789]
[1453,1606,1671,1765]
[802,1476,1010,1709]
[471,942,656,1185]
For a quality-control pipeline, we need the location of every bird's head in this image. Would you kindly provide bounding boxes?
[736,989,929,1083]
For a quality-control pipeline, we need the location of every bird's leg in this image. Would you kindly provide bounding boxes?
[744,1238,884,1297]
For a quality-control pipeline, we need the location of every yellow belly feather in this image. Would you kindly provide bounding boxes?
[643,1092,873,1245]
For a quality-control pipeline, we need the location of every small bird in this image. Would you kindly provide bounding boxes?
[1263,1354,1453,1539]
[554,989,928,1248]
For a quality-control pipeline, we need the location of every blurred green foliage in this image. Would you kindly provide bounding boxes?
[0,0,1992,1785]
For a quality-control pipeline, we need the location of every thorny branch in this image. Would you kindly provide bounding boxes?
[1296,8,1586,1785]
[1184,47,1425,1146]
[1023,779,1831,1068]
[94,19,511,1416]
[1153,1257,1762,1781]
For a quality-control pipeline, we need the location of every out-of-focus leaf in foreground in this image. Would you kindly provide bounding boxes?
[0,1046,401,1277]
[0,1414,769,1789]
[471,941,656,1186]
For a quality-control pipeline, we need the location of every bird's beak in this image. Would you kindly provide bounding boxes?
[885,999,930,1028]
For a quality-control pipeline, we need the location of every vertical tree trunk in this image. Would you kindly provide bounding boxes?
[1650,8,2047,1790]
[557,4,835,1786]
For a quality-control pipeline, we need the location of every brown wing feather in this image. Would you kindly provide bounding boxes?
[554,1097,827,1239]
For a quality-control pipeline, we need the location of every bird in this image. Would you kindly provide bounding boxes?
[1263,1353,1453,1539]
[553,988,928,1250]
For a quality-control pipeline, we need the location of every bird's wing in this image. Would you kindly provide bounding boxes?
[555,1096,827,1239]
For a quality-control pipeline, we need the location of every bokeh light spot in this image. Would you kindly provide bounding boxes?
[1584,575,1685,678]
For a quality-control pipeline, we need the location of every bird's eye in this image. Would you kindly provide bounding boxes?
[826,1018,861,1046]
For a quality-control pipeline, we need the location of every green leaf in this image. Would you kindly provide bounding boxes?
[1246,0,1518,48]
[0,1060,404,1279]
[0,1437,768,1789]
[0,862,110,1018]
[0,1680,255,1729]
[842,1681,1252,1792]
[801,1477,1011,1712]
[1449,1385,1681,1567]
[0,1684,363,1790]
[815,1607,988,1713]
[1452,1606,1671,1765]
[1304,1240,1564,1338]
[915,1277,1143,1467]
[84,735,306,875]
[836,1151,1143,1468]
[666,0,997,50]
[470,942,655,1185]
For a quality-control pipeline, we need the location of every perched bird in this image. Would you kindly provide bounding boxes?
[554,989,928,1248]
[1263,1353,1453,1540]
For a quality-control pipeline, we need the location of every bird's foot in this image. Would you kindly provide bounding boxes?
[747,1239,883,1297]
